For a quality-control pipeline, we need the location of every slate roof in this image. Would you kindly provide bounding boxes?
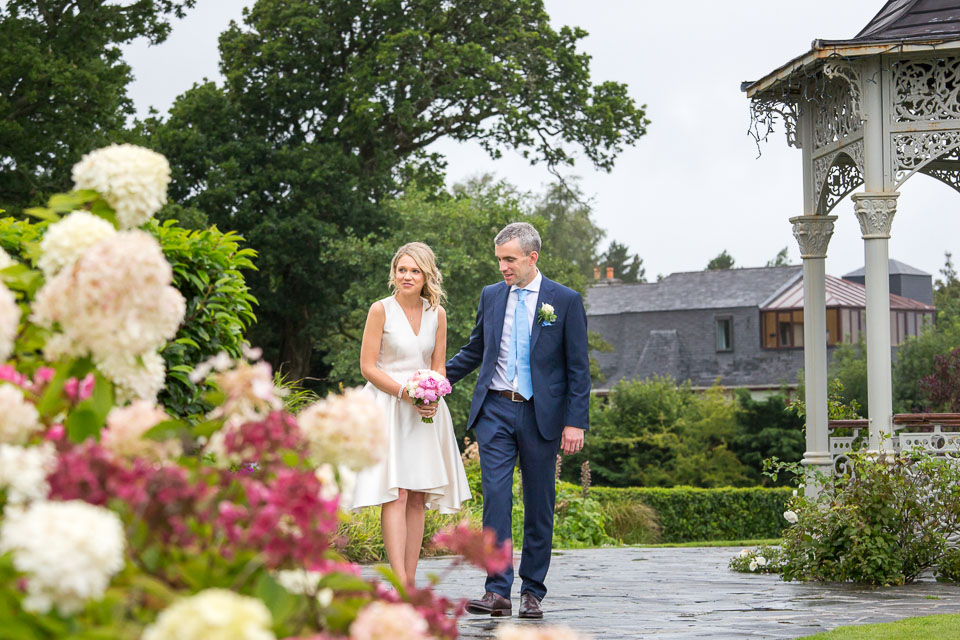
[843,259,931,278]
[586,266,802,316]
[837,0,960,44]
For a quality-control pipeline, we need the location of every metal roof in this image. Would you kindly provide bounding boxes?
[843,258,931,278]
[761,274,936,311]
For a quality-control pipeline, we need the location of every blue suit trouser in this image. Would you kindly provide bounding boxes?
[474,391,561,600]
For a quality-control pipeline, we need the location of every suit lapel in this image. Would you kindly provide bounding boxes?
[530,276,555,351]
[491,282,510,350]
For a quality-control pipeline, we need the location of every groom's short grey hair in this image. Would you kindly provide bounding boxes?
[495,222,541,255]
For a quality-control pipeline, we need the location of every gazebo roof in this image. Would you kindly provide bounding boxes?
[743,0,960,96]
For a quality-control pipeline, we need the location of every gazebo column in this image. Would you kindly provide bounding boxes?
[790,215,837,489]
[852,192,898,451]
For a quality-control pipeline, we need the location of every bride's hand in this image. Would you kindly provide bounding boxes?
[414,402,437,419]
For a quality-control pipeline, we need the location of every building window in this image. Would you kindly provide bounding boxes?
[716,317,733,352]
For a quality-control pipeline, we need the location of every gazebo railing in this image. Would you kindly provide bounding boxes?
[827,414,960,472]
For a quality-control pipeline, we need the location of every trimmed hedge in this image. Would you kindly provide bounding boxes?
[589,486,791,543]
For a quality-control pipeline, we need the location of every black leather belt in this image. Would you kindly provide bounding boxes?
[492,389,531,402]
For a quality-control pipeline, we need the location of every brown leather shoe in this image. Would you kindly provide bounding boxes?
[518,592,543,619]
[466,591,511,617]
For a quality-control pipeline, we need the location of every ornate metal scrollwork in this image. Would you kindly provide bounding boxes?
[813,142,864,215]
[750,96,800,148]
[892,57,960,122]
[920,161,960,195]
[814,78,863,150]
[823,60,864,120]
[893,130,960,185]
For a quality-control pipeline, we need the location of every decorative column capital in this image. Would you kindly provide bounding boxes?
[852,192,899,239]
[790,215,837,259]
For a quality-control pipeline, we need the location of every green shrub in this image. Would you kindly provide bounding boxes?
[552,485,615,548]
[728,544,783,574]
[779,449,960,586]
[598,499,660,544]
[591,485,791,543]
[936,547,960,584]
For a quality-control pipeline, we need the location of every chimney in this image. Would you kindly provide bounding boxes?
[606,266,614,280]
[593,266,601,280]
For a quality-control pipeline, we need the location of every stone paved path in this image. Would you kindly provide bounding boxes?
[386,547,960,639]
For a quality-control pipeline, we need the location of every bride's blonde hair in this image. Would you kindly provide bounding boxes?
[389,242,446,309]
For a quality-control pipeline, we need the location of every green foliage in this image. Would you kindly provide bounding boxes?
[728,544,784,574]
[149,0,647,381]
[535,181,606,282]
[600,240,645,283]
[765,247,792,267]
[596,499,660,545]
[0,0,195,208]
[706,250,735,270]
[579,377,751,488]
[552,484,615,548]
[589,486,791,543]
[779,449,960,585]
[730,390,805,485]
[150,220,258,418]
[936,546,960,584]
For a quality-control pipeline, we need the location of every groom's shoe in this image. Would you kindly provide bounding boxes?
[466,591,511,617]
[518,592,543,619]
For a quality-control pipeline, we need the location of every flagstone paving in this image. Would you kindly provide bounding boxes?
[397,546,960,639]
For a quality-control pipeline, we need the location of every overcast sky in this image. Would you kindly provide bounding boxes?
[121,0,960,282]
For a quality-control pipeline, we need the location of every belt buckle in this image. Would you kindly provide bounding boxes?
[509,390,524,403]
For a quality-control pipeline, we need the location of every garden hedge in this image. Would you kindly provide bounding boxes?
[589,485,792,543]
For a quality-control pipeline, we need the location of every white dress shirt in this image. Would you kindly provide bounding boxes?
[491,270,542,394]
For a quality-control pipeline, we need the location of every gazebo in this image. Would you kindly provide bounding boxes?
[742,0,960,482]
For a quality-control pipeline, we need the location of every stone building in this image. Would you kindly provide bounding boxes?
[587,261,935,396]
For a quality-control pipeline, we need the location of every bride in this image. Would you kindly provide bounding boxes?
[350,242,471,586]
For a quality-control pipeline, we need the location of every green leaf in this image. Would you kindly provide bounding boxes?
[318,572,374,593]
[143,419,187,441]
[191,419,223,438]
[254,572,299,624]
[23,207,59,222]
[66,408,102,443]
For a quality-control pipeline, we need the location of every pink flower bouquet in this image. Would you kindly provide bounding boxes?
[404,369,452,423]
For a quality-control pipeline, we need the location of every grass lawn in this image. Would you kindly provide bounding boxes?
[805,614,960,639]
[636,538,781,548]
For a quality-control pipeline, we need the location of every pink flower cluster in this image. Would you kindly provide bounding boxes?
[221,411,307,468]
[404,370,452,423]
[433,522,514,575]
[0,365,93,403]
[374,581,462,640]
[217,468,340,569]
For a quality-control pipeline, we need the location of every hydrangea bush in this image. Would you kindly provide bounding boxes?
[0,144,591,639]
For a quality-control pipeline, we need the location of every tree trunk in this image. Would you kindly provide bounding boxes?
[278,311,313,381]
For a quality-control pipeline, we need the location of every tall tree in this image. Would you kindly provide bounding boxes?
[150,0,649,381]
[601,240,645,283]
[534,181,605,282]
[765,247,791,267]
[706,250,735,271]
[0,0,195,208]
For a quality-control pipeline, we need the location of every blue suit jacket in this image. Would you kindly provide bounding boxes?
[446,275,591,441]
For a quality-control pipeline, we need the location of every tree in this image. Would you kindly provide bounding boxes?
[534,181,605,282]
[919,347,960,412]
[0,0,195,208]
[935,251,960,321]
[730,390,804,485]
[601,240,645,283]
[706,250,735,270]
[150,0,650,381]
[765,247,792,267]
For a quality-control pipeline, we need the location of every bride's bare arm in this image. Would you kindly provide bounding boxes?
[431,306,447,377]
[360,302,408,399]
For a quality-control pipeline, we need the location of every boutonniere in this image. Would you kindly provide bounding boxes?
[537,302,557,326]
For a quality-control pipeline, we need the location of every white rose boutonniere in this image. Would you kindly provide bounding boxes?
[537,302,557,326]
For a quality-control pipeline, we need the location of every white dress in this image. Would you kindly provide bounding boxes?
[350,296,472,514]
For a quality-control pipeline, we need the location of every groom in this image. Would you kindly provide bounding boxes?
[446,222,590,619]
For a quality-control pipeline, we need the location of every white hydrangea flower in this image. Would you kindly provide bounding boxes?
[37,210,117,277]
[71,143,170,229]
[0,384,41,444]
[0,442,56,504]
[101,400,181,461]
[0,282,19,363]
[783,510,799,524]
[0,247,16,270]
[495,624,590,640]
[350,601,429,640]
[0,500,125,615]
[756,556,767,567]
[31,230,185,401]
[298,387,386,470]
[142,589,275,640]
[273,569,322,596]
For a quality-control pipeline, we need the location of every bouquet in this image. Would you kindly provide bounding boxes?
[404,369,453,423]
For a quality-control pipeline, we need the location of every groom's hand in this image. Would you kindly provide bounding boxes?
[560,426,584,456]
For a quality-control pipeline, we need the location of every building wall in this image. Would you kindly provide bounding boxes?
[589,307,806,390]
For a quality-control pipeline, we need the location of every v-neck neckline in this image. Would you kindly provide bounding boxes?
[395,296,425,337]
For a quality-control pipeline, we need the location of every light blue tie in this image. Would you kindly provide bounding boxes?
[506,288,534,399]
